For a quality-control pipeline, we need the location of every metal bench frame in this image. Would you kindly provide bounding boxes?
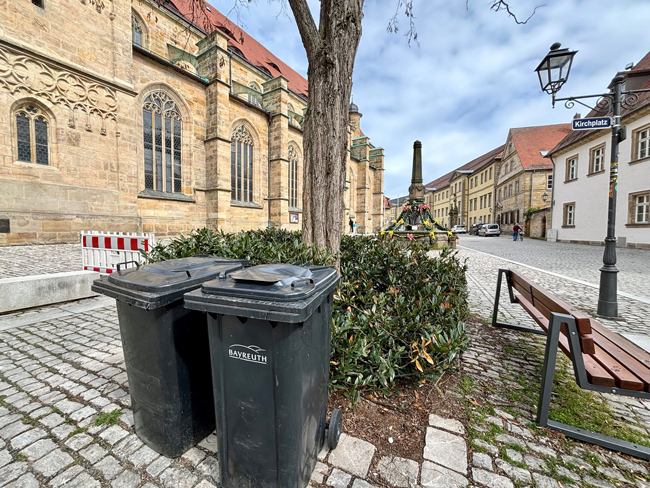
[493,268,650,460]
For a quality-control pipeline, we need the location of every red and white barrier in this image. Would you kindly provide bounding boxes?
[81,231,155,274]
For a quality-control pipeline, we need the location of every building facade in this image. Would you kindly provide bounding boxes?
[0,0,384,246]
[424,145,503,229]
[495,124,571,236]
[547,52,650,249]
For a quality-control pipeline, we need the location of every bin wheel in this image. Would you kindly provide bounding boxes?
[327,409,342,450]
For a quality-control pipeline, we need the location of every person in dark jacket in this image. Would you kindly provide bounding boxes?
[513,223,521,241]
[349,218,354,234]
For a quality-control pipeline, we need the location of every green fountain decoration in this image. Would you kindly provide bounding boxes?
[383,141,456,249]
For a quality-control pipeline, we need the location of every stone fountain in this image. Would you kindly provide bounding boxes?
[384,141,455,249]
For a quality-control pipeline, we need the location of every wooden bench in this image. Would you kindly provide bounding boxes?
[492,268,650,460]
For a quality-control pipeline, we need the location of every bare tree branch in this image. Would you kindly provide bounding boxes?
[286,0,319,60]
[387,0,418,47]
[488,0,545,25]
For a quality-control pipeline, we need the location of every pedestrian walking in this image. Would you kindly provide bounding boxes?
[512,222,521,241]
[353,221,357,234]
[349,218,354,234]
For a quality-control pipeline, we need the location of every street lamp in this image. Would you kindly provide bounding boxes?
[536,43,650,319]
[541,192,548,203]
[535,43,577,107]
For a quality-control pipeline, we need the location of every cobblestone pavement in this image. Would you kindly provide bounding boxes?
[458,235,650,301]
[0,248,649,487]
[0,244,81,279]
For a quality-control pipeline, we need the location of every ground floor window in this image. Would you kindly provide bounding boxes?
[563,203,576,227]
[629,191,649,224]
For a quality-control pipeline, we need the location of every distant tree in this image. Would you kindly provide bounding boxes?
[177,0,538,255]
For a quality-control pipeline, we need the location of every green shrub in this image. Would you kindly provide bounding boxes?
[331,235,469,402]
[142,229,469,402]
[142,227,334,266]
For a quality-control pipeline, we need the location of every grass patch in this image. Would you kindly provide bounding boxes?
[13,453,27,462]
[68,427,88,438]
[459,376,474,395]
[94,409,122,427]
[507,443,526,453]
[547,357,650,448]
[503,344,515,355]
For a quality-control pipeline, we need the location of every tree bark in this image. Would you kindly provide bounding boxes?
[290,0,364,255]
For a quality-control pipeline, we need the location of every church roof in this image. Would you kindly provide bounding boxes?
[168,0,309,98]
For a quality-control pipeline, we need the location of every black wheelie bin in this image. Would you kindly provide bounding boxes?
[183,264,342,488]
[91,256,249,457]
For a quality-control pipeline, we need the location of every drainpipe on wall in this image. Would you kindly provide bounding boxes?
[529,170,535,211]
[548,155,556,234]
[267,122,272,228]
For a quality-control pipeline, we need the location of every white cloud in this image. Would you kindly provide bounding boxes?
[211,0,650,197]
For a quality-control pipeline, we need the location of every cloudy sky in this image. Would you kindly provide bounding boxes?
[209,0,650,198]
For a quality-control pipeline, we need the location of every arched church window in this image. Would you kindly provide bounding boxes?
[288,145,299,208]
[14,103,50,165]
[143,92,182,193]
[231,126,254,202]
[132,15,142,47]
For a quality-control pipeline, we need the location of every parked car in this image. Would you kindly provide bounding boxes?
[451,225,467,234]
[479,224,501,237]
[469,224,481,235]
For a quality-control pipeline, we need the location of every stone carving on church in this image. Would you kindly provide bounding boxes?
[232,125,253,145]
[79,0,106,14]
[0,46,118,135]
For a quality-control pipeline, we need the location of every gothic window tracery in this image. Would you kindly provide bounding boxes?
[143,92,182,193]
[14,103,50,165]
[288,145,299,208]
[231,125,254,202]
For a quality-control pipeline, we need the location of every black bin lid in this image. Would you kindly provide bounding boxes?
[107,256,244,294]
[201,264,328,301]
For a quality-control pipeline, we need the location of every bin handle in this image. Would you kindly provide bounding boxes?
[185,270,192,278]
[291,278,314,289]
[116,261,140,273]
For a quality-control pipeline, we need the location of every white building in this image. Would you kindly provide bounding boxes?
[547,52,650,250]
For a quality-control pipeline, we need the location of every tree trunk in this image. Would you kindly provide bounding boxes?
[289,0,364,255]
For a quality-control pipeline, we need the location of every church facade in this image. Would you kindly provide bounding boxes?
[0,0,385,245]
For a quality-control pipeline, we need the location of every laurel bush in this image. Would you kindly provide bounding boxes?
[143,229,468,401]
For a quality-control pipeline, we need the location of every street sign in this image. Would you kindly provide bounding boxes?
[572,117,612,131]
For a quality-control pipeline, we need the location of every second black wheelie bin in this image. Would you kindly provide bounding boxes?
[183,263,342,488]
[91,256,248,457]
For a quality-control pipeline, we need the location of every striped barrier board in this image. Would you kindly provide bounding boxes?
[81,231,155,274]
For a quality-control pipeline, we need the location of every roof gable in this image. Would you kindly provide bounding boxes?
[509,124,572,169]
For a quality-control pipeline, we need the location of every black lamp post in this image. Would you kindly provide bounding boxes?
[535,43,650,319]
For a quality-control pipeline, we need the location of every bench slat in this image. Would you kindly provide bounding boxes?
[515,295,595,354]
[592,323,650,391]
[510,272,533,303]
[591,344,645,391]
[510,270,592,335]
[515,295,614,386]
[590,320,650,369]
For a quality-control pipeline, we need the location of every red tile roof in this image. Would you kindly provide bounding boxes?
[549,50,650,156]
[457,145,505,172]
[425,170,454,191]
[424,145,503,190]
[168,0,309,98]
[509,123,572,169]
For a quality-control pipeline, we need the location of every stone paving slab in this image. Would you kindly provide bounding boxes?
[0,244,81,279]
[0,245,649,488]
